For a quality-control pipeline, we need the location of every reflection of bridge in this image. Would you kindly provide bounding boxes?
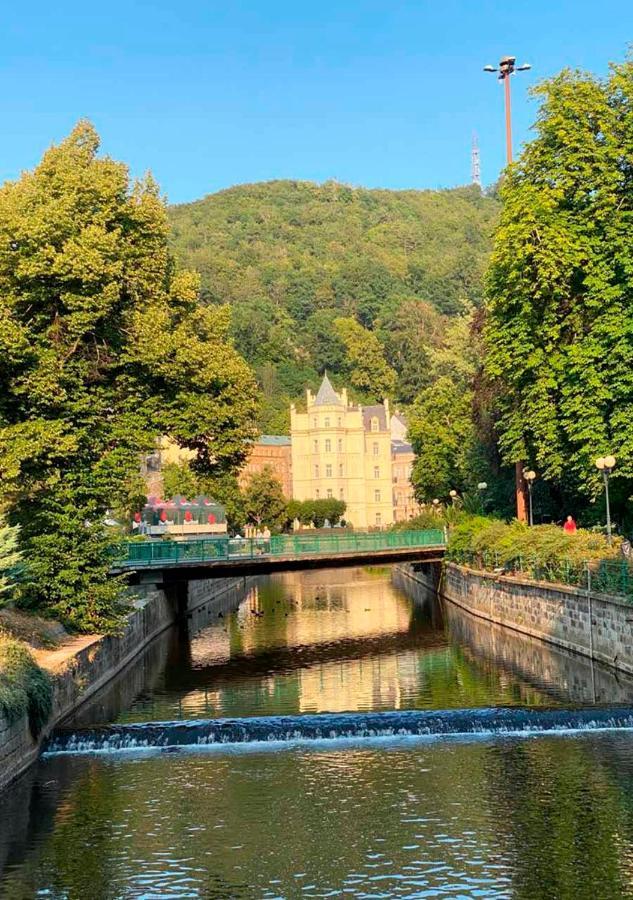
[114,529,446,583]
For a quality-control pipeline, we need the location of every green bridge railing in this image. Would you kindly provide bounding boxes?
[116,528,446,569]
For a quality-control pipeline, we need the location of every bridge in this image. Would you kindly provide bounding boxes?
[114,529,446,583]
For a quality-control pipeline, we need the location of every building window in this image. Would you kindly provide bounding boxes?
[376,512,382,525]
[338,439,343,452]
[339,464,344,476]
[371,417,379,432]
[326,464,332,477]
[327,488,333,498]
[374,466,380,479]
[325,417,330,428]
[313,418,317,428]
[373,442,379,456]
[340,488,344,499]
[313,440,318,453]
[315,489,320,498]
[325,439,331,452]
[315,465,319,477]
[375,489,381,502]
[337,417,342,426]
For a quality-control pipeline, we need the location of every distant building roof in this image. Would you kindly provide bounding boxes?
[362,404,388,432]
[258,435,292,446]
[392,440,414,455]
[314,373,341,406]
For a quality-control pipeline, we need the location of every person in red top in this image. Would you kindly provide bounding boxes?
[563,515,577,534]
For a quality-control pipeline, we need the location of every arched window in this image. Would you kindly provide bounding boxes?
[374,466,380,479]
[325,439,331,452]
[324,417,330,428]
[374,489,381,502]
[326,464,332,477]
[375,512,382,525]
[313,440,318,453]
[327,488,333,498]
[338,439,343,452]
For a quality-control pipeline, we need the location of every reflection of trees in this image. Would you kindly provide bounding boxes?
[482,740,631,899]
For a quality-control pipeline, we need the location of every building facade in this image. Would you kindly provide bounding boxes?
[238,435,293,497]
[290,375,394,528]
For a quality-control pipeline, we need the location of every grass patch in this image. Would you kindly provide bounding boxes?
[0,636,53,738]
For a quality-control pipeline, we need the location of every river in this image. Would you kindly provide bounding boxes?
[3,565,633,898]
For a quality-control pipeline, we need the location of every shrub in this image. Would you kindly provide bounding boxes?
[448,516,620,569]
[0,636,53,738]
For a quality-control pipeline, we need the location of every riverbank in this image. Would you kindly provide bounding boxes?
[0,576,253,792]
[401,561,633,677]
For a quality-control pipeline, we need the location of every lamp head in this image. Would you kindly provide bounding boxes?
[604,455,616,470]
[595,457,605,470]
[477,482,488,490]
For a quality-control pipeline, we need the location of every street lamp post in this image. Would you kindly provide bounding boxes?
[595,455,616,544]
[523,470,537,526]
[484,55,531,522]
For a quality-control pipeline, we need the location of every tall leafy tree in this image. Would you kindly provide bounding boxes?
[242,466,287,530]
[333,317,397,401]
[0,122,258,631]
[485,61,633,511]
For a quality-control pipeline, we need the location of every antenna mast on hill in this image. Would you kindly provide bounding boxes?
[471,133,482,187]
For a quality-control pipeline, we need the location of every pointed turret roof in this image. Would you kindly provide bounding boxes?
[314,372,341,406]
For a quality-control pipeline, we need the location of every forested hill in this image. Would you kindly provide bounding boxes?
[168,180,500,431]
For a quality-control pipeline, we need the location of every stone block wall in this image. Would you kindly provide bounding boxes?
[0,575,251,792]
[443,563,633,676]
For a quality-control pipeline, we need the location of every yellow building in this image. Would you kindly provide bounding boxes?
[290,374,394,529]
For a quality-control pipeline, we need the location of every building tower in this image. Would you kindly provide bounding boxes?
[471,132,481,188]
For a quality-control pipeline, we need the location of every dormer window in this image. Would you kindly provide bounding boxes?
[371,417,379,432]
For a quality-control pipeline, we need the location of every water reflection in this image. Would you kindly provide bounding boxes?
[104,567,567,724]
[5,734,633,898]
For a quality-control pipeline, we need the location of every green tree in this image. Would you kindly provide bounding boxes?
[0,122,258,631]
[333,317,397,401]
[408,311,491,501]
[485,61,633,515]
[243,466,287,530]
[161,462,198,500]
[0,519,22,602]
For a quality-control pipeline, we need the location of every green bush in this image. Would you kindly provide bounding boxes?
[447,516,620,568]
[0,637,53,737]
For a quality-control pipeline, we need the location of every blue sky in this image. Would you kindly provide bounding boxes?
[2,1,632,204]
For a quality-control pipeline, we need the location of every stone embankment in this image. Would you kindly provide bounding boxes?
[0,576,252,792]
[402,561,633,676]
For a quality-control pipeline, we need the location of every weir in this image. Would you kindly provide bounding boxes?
[45,706,633,755]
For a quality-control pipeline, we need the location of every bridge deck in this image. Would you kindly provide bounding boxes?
[113,530,446,582]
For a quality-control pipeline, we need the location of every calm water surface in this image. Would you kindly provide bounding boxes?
[3,565,633,898]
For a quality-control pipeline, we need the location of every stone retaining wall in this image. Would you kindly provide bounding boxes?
[398,562,633,704]
[442,562,633,675]
[0,575,251,792]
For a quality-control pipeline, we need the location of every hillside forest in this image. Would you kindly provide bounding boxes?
[168,180,500,429]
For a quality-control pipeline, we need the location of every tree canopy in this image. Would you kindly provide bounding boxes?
[485,61,633,518]
[0,122,258,630]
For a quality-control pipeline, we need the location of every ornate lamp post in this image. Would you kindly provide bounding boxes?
[595,455,616,544]
[523,470,537,526]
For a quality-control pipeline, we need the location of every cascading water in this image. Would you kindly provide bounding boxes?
[45,706,633,755]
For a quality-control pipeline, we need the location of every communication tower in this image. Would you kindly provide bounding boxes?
[471,133,482,187]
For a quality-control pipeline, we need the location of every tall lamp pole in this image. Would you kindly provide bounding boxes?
[595,455,616,544]
[484,55,532,521]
